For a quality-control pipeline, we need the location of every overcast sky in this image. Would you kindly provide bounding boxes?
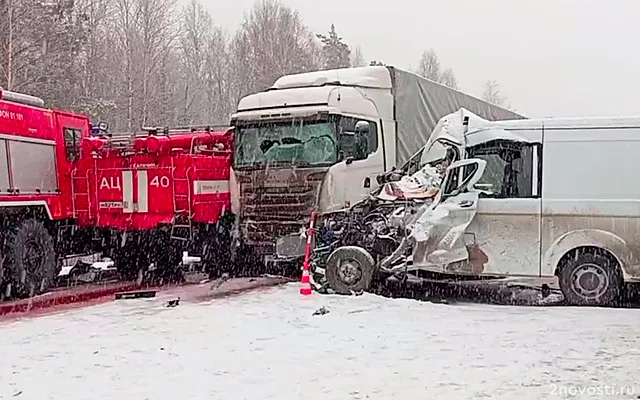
[202,0,638,118]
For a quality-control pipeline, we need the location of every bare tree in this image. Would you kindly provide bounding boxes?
[482,80,508,107]
[416,49,441,81]
[178,0,211,123]
[112,0,178,129]
[0,0,17,89]
[113,0,138,130]
[75,0,118,120]
[5,0,370,131]
[0,0,39,90]
[137,0,179,125]
[439,68,458,89]
[230,0,319,99]
[0,0,87,104]
[350,45,366,67]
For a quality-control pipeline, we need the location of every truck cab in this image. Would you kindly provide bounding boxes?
[0,88,95,298]
[230,68,392,261]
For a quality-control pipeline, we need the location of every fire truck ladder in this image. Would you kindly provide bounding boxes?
[170,161,194,242]
[70,167,92,221]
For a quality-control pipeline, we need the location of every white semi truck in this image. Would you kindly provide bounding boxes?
[229,66,524,267]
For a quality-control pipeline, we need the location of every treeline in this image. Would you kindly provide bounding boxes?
[0,0,510,131]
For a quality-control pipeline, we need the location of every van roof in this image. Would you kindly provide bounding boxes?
[492,115,640,130]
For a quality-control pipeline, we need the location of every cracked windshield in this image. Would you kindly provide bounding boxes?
[1,0,639,399]
[234,120,337,167]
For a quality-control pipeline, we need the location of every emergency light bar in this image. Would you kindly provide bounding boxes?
[0,87,45,108]
[91,121,109,136]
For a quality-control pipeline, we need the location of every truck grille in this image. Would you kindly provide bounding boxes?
[235,168,327,255]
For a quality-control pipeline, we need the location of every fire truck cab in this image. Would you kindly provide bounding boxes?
[0,88,94,299]
[73,127,234,281]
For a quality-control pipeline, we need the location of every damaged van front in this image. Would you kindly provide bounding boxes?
[316,113,538,296]
[320,112,640,307]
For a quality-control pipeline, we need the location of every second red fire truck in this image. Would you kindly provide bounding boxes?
[74,127,235,282]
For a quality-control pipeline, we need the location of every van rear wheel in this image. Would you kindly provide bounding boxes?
[558,250,622,307]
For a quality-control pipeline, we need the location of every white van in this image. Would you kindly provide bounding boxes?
[412,116,640,306]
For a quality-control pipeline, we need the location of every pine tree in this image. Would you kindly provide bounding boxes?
[316,24,350,70]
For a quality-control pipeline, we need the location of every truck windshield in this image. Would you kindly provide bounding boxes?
[234,120,338,168]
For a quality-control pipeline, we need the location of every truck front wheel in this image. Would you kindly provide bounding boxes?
[5,219,57,298]
[325,246,376,295]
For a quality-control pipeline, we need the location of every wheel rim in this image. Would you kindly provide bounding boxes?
[337,259,363,286]
[23,240,45,281]
[570,263,609,300]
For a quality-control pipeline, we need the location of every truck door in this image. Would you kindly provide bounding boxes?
[55,113,90,213]
[411,158,486,272]
[330,117,384,209]
[55,114,88,167]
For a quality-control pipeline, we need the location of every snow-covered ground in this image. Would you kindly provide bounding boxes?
[1,283,639,400]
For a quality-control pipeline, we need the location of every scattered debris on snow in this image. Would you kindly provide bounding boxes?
[312,306,329,316]
[166,297,180,307]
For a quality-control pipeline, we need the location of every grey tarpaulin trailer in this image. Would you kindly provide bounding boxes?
[387,66,526,167]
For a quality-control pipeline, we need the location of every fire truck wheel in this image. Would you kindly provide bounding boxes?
[5,219,56,298]
[154,247,183,283]
[115,251,150,282]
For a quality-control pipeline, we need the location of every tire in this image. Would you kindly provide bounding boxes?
[153,243,183,284]
[114,248,150,282]
[203,220,234,278]
[5,219,57,298]
[558,250,623,307]
[325,246,376,295]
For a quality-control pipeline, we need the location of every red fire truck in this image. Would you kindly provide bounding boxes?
[73,127,234,282]
[0,88,95,299]
[0,87,234,301]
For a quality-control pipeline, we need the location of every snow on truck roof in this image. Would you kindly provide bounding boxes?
[270,66,393,90]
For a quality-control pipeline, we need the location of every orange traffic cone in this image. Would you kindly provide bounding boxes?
[299,210,317,296]
[300,268,312,296]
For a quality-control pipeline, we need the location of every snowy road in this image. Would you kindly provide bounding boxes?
[1,283,639,400]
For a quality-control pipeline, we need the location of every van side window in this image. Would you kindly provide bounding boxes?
[467,141,535,198]
[64,128,82,161]
[442,162,479,199]
[339,117,378,156]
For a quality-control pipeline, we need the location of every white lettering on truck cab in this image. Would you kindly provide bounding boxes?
[150,175,170,188]
[99,176,121,190]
